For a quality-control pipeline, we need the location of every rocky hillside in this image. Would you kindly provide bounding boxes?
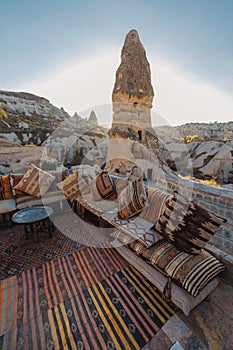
[43,112,108,167]
[1,89,232,184]
[0,89,69,145]
[156,122,233,143]
[0,90,108,174]
[155,122,233,184]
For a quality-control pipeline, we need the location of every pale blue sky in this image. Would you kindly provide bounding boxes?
[1,0,233,125]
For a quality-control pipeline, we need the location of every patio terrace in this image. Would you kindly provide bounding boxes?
[0,210,233,349]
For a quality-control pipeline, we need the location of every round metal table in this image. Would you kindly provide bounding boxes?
[12,206,54,242]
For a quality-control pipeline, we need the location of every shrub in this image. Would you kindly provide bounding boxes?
[25,141,36,146]
[0,109,8,120]
[199,179,219,186]
[185,135,199,143]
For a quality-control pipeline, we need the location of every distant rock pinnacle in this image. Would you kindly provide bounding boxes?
[112,29,154,108]
[88,110,98,127]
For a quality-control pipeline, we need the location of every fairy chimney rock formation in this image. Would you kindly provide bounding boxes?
[110,29,155,142]
[107,30,162,178]
[112,29,154,108]
[88,110,98,127]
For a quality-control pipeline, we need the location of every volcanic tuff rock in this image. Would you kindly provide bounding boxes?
[107,29,169,178]
[155,123,233,184]
[88,110,98,127]
[0,90,69,145]
[110,30,155,140]
[0,90,108,174]
[43,112,108,167]
[112,29,154,108]
[0,146,52,175]
[155,122,233,143]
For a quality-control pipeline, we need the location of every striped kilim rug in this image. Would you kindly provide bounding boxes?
[0,246,175,349]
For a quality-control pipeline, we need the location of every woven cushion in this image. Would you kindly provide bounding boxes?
[10,174,26,197]
[0,174,14,200]
[154,193,226,255]
[139,188,170,223]
[72,172,92,195]
[107,215,163,247]
[91,171,117,201]
[14,164,55,198]
[128,240,145,254]
[57,172,81,202]
[118,178,148,219]
[130,239,225,297]
[113,177,129,195]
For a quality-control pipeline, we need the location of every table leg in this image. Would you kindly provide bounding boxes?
[35,222,40,242]
[47,218,54,237]
[23,217,54,242]
[24,224,30,240]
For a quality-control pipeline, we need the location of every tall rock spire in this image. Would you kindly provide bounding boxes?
[110,29,155,136]
[106,29,163,178]
[112,29,154,109]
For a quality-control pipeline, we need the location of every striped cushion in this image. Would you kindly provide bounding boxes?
[57,172,81,203]
[72,172,92,195]
[0,174,14,199]
[14,164,55,198]
[91,171,117,201]
[114,177,128,195]
[130,239,225,297]
[128,240,145,254]
[10,173,26,197]
[118,178,148,219]
[139,188,170,223]
[154,193,226,255]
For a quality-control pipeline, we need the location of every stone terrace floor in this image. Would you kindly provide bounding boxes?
[143,281,233,350]
[0,218,233,350]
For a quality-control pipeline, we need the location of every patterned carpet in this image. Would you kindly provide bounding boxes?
[0,223,84,280]
[0,246,175,349]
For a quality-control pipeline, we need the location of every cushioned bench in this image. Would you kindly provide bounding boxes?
[0,165,69,224]
[114,244,220,316]
[70,171,226,316]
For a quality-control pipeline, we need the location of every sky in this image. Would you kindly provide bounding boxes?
[1,0,233,126]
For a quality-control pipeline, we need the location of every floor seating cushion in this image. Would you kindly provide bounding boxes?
[0,167,69,223]
[91,170,117,201]
[72,178,226,316]
[117,178,148,219]
[0,199,17,214]
[128,239,225,297]
[154,192,227,254]
[0,174,14,200]
[14,163,55,198]
[115,244,220,316]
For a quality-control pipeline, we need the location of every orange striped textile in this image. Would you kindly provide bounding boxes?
[0,247,175,349]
